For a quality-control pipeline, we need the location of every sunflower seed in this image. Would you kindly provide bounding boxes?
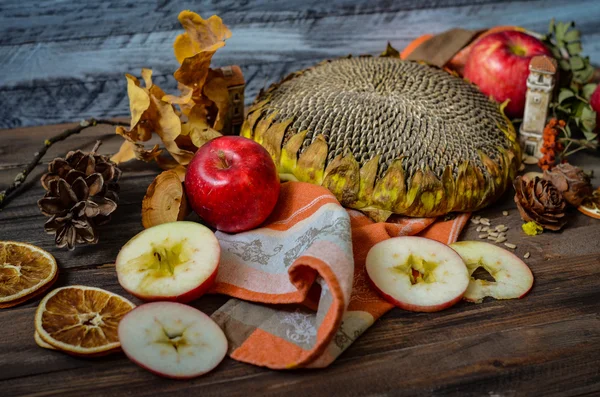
[476,226,482,232]
[470,218,480,225]
[481,226,489,232]
[504,242,517,249]
[502,211,509,216]
[488,236,497,240]
[524,252,531,259]
[496,236,507,243]
[489,232,499,237]
[478,233,489,239]
[480,218,491,226]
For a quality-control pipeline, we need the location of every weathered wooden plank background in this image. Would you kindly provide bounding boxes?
[1,0,600,129]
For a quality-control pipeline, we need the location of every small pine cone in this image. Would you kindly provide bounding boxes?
[543,163,593,207]
[38,176,117,250]
[40,141,121,202]
[513,176,567,231]
[38,142,120,250]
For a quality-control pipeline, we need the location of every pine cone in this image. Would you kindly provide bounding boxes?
[514,176,567,231]
[543,163,593,207]
[41,142,121,203]
[37,142,121,250]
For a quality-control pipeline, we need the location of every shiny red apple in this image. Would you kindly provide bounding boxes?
[185,136,280,233]
[464,30,552,118]
[590,84,600,130]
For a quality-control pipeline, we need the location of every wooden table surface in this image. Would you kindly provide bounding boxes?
[2,1,600,396]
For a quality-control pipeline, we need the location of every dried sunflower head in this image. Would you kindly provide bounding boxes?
[242,57,521,220]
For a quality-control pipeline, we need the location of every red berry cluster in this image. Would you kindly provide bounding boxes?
[538,118,566,171]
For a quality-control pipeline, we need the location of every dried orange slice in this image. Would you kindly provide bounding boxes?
[34,331,56,350]
[0,241,58,308]
[578,188,600,220]
[35,285,135,356]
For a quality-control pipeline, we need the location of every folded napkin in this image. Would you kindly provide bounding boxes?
[211,182,470,369]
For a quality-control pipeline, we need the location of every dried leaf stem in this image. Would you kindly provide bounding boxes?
[0,118,128,210]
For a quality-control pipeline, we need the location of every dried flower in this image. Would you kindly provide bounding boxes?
[514,176,567,231]
[522,221,544,236]
[538,119,565,171]
[543,163,593,206]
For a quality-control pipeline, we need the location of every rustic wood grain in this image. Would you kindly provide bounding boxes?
[0,119,600,396]
[2,1,600,395]
[1,0,599,128]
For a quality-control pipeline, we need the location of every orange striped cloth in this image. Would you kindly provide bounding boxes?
[210,181,470,369]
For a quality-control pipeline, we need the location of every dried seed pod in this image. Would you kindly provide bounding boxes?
[141,170,190,229]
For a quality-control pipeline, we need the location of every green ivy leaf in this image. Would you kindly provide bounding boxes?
[555,21,570,40]
[564,29,581,43]
[583,84,598,101]
[581,105,597,132]
[574,63,594,84]
[558,88,575,103]
[566,42,583,55]
[570,56,585,70]
[564,123,572,138]
[559,59,571,71]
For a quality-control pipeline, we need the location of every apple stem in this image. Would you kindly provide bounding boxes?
[217,150,230,169]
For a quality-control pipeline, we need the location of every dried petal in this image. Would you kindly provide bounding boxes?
[543,163,593,206]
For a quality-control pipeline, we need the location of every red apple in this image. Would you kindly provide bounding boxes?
[450,241,534,303]
[464,30,552,118]
[119,302,228,379]
[590,84,600,130]
[366,236,470,312]
[186,136,280,233]
[116,221,220,303]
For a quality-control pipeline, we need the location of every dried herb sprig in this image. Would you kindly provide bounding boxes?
[0,118,128,210]
[543,19,598,152]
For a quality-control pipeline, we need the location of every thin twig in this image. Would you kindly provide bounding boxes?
[0,118,128,210]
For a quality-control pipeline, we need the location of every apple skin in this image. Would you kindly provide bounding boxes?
[590,84,600,130]
[464,30,552,118]
[186,136,280,233]
[369,277,465,312]
[119,265,218,304]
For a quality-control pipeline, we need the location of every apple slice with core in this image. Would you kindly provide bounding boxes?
[116,221,220,303]
[450,241,534,303]
[366,236,469,312]
[119,302,227,379]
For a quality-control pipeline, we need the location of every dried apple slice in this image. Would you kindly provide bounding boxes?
[119,302,227,379]
[34,285,135,356]
[366,236,469,312]
[0,241,58,309]
[450,241,534,303]
[116,221,220,303]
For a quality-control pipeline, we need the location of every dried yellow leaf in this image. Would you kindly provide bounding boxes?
[203,72,230,131]
[173,11,231,88]
[181,105,222,148]
[173,12,232,63]
[111,140,136,164]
